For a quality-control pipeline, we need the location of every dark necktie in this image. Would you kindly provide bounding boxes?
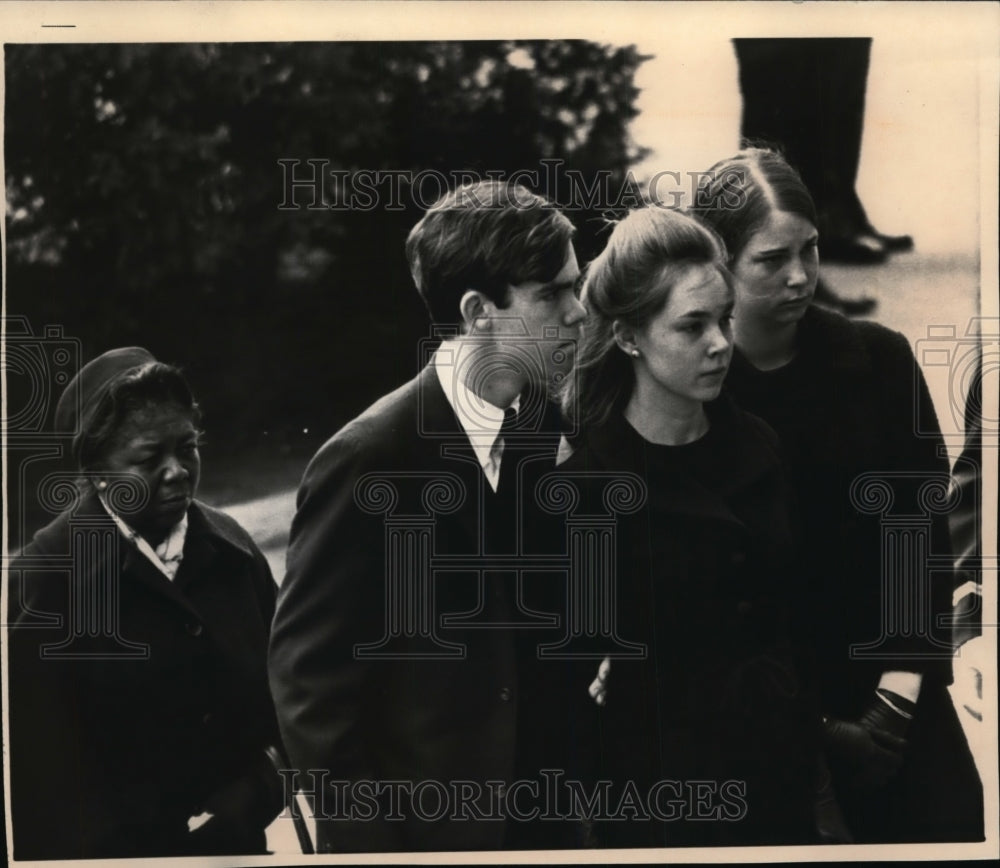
[496,406,523,497]
[484,405,524,558]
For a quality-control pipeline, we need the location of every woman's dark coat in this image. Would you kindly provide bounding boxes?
[725,304,983,842]
[8,491,284,859]
[556,394,820,847]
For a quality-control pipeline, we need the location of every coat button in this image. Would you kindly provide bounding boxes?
[202,712,214,726]
[730,551,747,566]
[737,601,753,617]
[499,687,512,702]
[185,621,204,637]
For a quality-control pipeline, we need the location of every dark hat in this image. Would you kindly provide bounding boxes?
[54,346,156,438]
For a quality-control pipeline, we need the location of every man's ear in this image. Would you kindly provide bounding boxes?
[612,319,638,356]
[459,289,492,334]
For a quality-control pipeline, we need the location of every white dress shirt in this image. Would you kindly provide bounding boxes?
[434,339,519,492]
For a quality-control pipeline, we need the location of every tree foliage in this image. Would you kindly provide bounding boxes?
[5,41,648,448]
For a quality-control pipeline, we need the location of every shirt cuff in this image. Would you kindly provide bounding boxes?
[878,670,922,703]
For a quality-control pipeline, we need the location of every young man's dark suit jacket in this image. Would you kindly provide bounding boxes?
[269,363,567,853]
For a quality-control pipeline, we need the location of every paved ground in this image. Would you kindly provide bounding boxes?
[222,489,296,583]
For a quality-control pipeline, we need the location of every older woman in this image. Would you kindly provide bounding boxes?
[690,148,983,842]
[8,348,286,859]
[557,208,823,847]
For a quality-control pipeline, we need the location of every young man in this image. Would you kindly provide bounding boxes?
[268,181,586,852]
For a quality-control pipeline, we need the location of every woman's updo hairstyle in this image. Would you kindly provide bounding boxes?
[561,207,730,439]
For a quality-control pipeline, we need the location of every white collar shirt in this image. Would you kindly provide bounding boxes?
[434,339,520,492]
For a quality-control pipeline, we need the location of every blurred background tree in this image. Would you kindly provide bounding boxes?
[5,41,647,499]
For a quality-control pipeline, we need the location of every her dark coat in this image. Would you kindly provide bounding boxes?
[557,394,820,847]
[725,304,982,842]
[8,492,284,860]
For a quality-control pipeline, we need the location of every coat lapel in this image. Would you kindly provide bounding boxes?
[71,494,224,621]
[119,535,204,621]
[415,364,562,550]
[415,365,486,545]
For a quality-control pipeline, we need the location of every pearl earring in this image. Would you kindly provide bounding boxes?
[97,480,108,490]
[630,349,640,358]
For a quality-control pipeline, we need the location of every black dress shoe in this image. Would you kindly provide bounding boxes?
[813,278,878,317]
[819,231,888,265]
[866,226,914,253]
[818,191,912,262]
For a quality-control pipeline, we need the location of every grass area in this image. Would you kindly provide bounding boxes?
[197,438,321,507]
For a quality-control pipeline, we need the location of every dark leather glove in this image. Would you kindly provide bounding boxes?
[823,711,907,789]
[859,690,912,740]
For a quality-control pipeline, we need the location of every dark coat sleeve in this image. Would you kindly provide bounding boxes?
[862,324,955,681]
[949,353,982,646]
[268,429,403,852]
[194,509,288,834]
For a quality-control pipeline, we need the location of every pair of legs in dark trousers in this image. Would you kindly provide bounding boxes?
[734,38,912,270]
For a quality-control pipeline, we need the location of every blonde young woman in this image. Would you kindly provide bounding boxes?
[557,208,825,847]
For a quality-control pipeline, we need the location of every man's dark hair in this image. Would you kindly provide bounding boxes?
[405,181,575,328]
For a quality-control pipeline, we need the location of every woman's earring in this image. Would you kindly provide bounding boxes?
[630,349,640,358]
[97,480,108,490]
